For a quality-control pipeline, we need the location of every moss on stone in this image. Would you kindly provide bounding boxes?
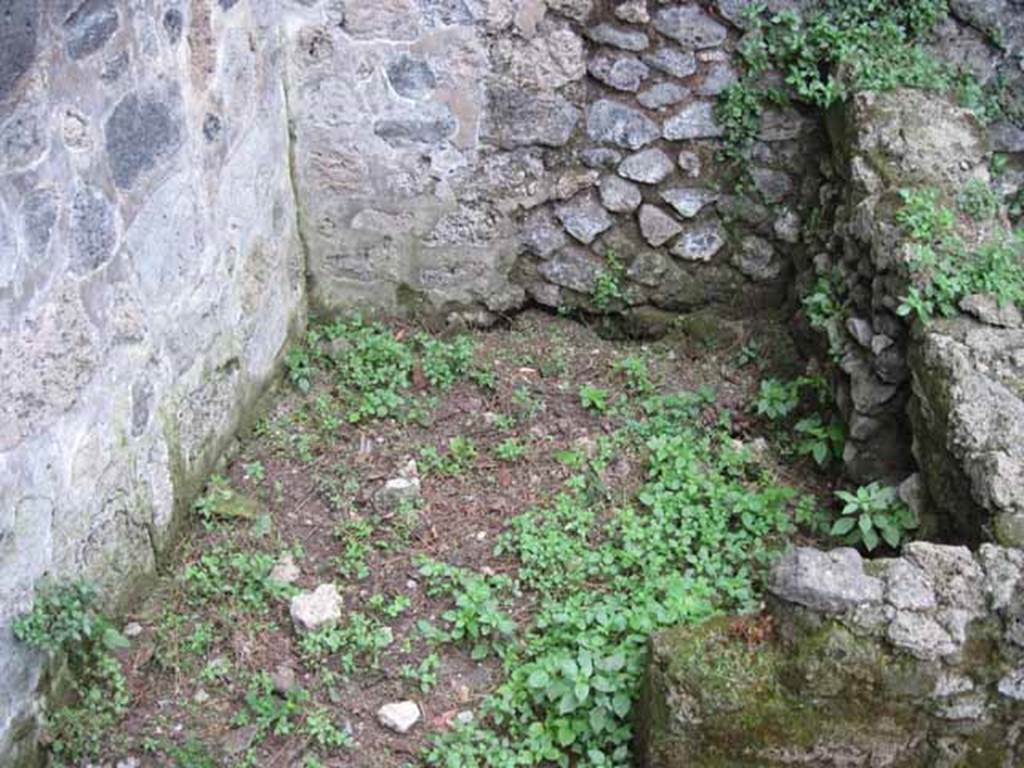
[639,616,938,767]
[670,309,742,351]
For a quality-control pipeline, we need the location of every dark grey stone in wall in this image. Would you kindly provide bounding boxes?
[203,112,222,142]
[70,184,116,274]
[219,0,241,10]
[64,0,119,61]
[0,109,45,170]
[0,0,38,103]
[653,6,728,50]
[374,113,456,146]
[100,51,129,82]
[131,378,153,437]
[643,47,697,78]
[418,0,474,27]
[163,8,183,44]
[22,187,57,256]
[585,99,659,149]
[105,92,182,189]
[386,54,436,99]
[483,86,579,149]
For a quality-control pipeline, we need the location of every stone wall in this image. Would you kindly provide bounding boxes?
[0,2,304,764]
[911,316,1024,548]
[1,3,826,760]
[3,0,1023,763]
[807,85,1024,546]
[638,544,1024,766]
[802,2,1024,489]
[284,0,823,325]
[812,88,992,485]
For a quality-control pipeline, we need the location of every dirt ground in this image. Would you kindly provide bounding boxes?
[92,309,836,768]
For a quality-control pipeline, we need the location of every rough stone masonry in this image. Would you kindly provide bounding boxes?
[0,3,304,764]
[0,2,826,757]
[2,0,1024,764]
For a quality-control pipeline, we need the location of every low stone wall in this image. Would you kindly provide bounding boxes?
[804,84,1024,546]
[0,3,303,763]
[812,88,992,484]
[638,544,1024,766]
[911,317,1024,548]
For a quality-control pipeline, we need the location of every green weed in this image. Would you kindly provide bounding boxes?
[14,582,131,761]
[832,482,918,550]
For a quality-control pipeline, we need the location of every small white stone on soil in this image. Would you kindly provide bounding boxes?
[456,710,474,724]
[123,621,144,638]
[375,476,421,511]
[377,700,421,733]
[270,553,301,584]
[272,664,298,695]
[290,584,343,635]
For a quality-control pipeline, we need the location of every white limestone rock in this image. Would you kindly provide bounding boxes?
[377,700,422,733]
[290,584,343,635]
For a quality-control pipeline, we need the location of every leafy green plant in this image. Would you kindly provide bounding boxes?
[416,559,516,661]
[831,482,918,550]
[753,378,802,420]
[754,376,829,423]
[895,187,955,242]
[579,385,610,414]
[232,670,310,740]
[955,70,1024,125]
[242,461,266,483]
[957,178,1001,221]
[592,253,626,310]
[428,386,809,767]
[612,356,652,395]
[368,593,411,619]
[802,275,844,331]
[718,0,955,169]
[299,612,394,675]
[334,318,414,422]
[896,186,1024,322]
[333,517,374,580]
[193,475,259,526]
[419,436,479,476]
[182,544,292,612]
[401,653,441,693]
[470,366,498,391]
[166,738,219,768]
[14,582,131,761]
[793,415,844,467]
[495,438,527,462]
[733,339,762,368]
[285,346,314,393]
[716,81,764,163]
[303,708,354,750]
[418,334,475,390]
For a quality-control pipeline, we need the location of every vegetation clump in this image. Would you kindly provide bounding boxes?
[896,186,1024,321]
[13,315,919,766]
[717,0,1022,169]
[13,582,130,762]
